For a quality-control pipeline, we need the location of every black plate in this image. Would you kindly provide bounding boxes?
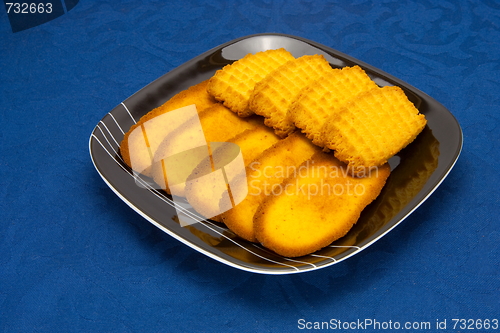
[89,33,462,274]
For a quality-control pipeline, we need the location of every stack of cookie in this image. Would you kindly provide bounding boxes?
[120,48,427,257]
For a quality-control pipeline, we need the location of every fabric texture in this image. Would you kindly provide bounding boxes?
[1,0,498,332]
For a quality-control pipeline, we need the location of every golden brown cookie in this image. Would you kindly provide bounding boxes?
[120,80,217,177]
[254,152,391,257]
[221,132,321,242]
[248,55,333,137]
[184,126,280,221]
[288,65,378,147]
[207,48,295,117]
[321,86,427,171]
[150,104,264,196]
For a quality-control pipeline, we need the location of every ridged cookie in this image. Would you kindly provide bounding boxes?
[288,65,378,147]
[207,48,295,117]
[321,86,427,172]
[248,55,333,137]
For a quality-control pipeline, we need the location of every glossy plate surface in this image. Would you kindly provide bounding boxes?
[89,33,463,274]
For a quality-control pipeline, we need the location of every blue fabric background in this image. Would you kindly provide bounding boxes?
[1,0,498,332]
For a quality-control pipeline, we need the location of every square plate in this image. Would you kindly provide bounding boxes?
[89,33,462,274]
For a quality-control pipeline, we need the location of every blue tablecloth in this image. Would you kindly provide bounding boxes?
[1,1,498,332]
